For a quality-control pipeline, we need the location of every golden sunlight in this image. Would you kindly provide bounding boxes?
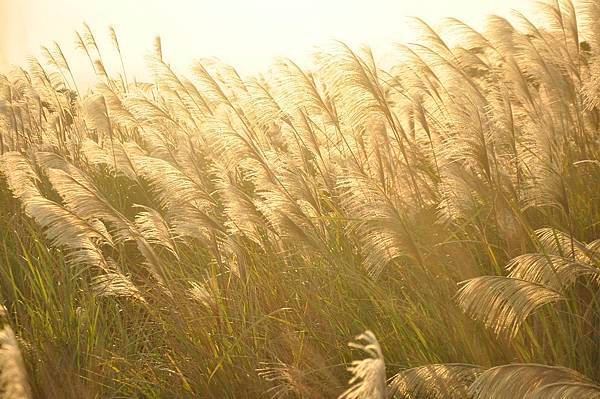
[1,0,598,397]
[2,0,529,80]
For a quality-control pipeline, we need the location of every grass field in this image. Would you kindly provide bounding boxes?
[0,0,599,397]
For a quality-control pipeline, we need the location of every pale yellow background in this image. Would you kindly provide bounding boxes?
[0,0,531,84]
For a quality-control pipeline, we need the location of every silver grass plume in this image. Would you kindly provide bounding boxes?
[44,167,133,242]
[456,276,564,339]
[0,325,32,399]
[339,330,386,399]
[128,153,219,243]
[535,227,594,263]
[32,153,167,281]
[507,253,600,290]
[469,363,600,399]
[91,272,146,304]
[0,152,112,270]
[258,361,327,399]
[187,280,215,310]
[146,54,211,123]
[339,169,419,277]
[80,139,145,182]
[389,363,484,399]
[0,152,40,201]
[525,381,600,398]
[134,205,178,258]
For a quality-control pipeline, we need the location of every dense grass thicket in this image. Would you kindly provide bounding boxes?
[0,1,599,397]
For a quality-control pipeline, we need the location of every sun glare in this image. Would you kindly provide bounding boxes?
[2,0,529,81]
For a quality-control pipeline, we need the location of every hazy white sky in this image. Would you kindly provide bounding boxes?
[0,0,532,82]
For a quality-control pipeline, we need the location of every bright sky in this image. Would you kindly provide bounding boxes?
[0,0,532,83]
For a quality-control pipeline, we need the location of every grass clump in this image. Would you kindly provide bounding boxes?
[0,0,599,397]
